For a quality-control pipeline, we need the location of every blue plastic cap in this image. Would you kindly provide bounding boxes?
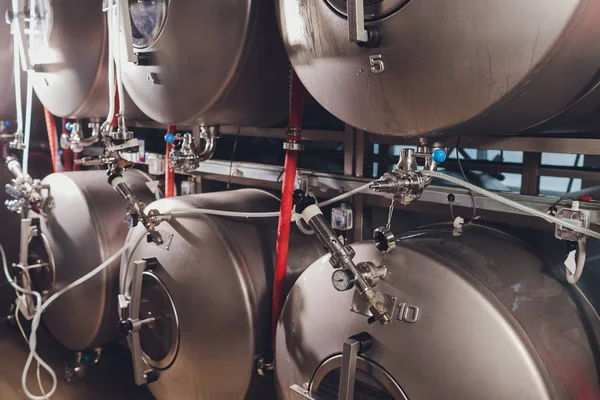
[432,148,447,163]
[3,120,10,127]
[65,122,74,131]
[164,133,176,143]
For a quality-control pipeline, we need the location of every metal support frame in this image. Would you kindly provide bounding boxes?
[521,152,541,195]
[179,159,600,231]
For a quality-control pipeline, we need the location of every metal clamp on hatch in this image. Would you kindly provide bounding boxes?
[293,191,391,325]
[164,126,219,172]
[118,259,159,386]
[76,136,164,246]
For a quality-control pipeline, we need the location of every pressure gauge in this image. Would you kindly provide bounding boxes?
[331,269,355,292]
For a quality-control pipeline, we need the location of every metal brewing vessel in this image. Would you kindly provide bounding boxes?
[30,170,158,351]
[28,0,143,119]
[277,0,600,136]
[120,0,289,126]
[120,189,324,399]
[276,224,600,399]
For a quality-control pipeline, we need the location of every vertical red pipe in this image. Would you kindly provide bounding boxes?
[271,70,305,353]
[74,151,81,171]
[111,88,120,128]
[43,108,57,173]
[165,125,176,198]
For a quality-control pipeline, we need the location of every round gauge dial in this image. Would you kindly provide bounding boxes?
[331,269,355,292]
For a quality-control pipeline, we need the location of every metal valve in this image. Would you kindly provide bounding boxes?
[370,143,447,205]
[60,119,101,153]
[165,126,219,171]
[294,191,391,325]
[118,259,159,386]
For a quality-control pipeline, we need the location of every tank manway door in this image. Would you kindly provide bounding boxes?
[289,333,408,400]
[118,258,180,386]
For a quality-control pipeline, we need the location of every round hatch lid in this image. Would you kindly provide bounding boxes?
[129,0,169,49]
[311,355,407,400]
[139,271,180,370]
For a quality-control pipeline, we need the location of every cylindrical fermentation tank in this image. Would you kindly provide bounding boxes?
[120,189,324,399]
[120,0,289,126]
[277,0,600,136]
[276,224,600,399]
[28,170,158,351]
[28,0,143,119]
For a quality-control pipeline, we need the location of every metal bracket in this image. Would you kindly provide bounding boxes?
[290,384,317,400]
[119,259,158,386]
[338,338,360,400]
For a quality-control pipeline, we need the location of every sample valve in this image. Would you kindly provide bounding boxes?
[370,142,447,205]
[165,126,219,171]
[294,191,391,325]
[76,137,164,246]
[60,119,101,153]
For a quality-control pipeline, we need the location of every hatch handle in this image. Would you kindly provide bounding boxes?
[347,0,381,48]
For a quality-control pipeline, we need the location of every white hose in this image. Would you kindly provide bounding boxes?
[113,3,126,117]
[0,230,145,400]
[422,170,600,240]
[11,0,23,135]
[102,5,116,132]
[567,239,587,284]
[319,182,374,207]
[22,75,33,175]
[1,244,55,400]
[168,209,281,218]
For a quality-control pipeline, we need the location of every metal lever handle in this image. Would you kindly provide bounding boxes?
[347,0,381,48]
[338,339,360,400]
[120,260,158,386]
[347,0,368,44]
[338,333,373,400]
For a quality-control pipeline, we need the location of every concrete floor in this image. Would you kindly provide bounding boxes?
[0,320,154,400]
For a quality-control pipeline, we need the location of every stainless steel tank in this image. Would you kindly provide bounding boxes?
[119,189,324,399]
[30,169,158,351]
[120,0,289,126]
[277,0,600,136]
[29,0,143,119]
[276,224,600,399]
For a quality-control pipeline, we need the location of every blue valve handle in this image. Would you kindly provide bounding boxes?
[3,120,10,127]
[164,133,176,143]
[65,122,74,131]
[432,148,447,163]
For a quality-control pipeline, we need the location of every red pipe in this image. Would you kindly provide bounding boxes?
[165,125,176,198]
[44,108,58,173]
[271,70,306,353]
[74,151,81,171]
[111,87,120,128]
